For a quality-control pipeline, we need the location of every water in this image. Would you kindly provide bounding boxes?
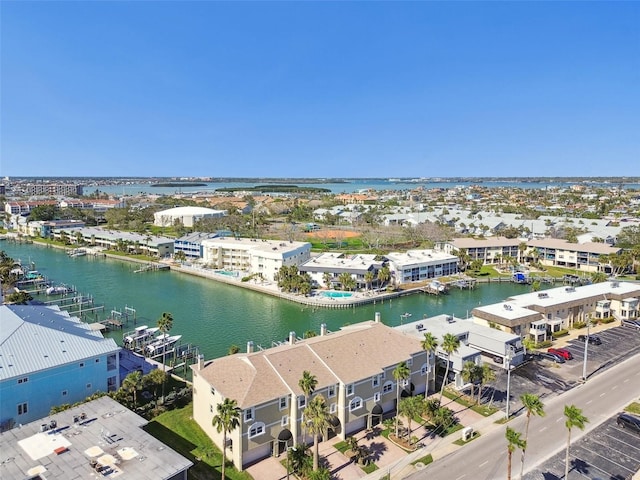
[94,179,640,196]
[2,242,537,360]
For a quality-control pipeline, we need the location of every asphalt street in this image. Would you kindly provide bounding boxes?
[406,351,640,480]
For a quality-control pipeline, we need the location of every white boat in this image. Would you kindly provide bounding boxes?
[145,334,182,355]
[123,326,159,346]
[429,280,448,293]
[46,285,71,295]
[68,248,87,257]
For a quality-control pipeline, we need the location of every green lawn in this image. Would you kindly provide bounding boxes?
[442,390,499,417]
[625,402,640,415]
[143,403,253,480]
[411,453,433,466]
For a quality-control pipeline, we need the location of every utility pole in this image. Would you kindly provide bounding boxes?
[582,316,591,381]
[505,347,513,420]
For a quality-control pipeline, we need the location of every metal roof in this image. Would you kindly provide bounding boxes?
[0,305,120,381]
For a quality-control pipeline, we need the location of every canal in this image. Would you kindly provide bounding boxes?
[2,242,538,360]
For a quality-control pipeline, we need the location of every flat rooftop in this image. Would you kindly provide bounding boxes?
[0,396,192,480]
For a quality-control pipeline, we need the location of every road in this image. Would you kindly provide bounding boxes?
[407,352,640,480]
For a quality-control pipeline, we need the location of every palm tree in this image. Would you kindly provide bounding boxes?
[421,332,438,395]
[477,363,495,405]
[439,333,460,402]
[364,270,375,291]
[377,266,391,288]
[212,398,241,480]
[157,312,173,400]
[322,272,332,290]
[304,395,332,471]
[564,404,589,479]
[519,393,545,479]
[398,395,425,443]
[298,370,317,440]
[460,361,480,401]
[121,371,142,407]
[506,426,526,480]
[393,361,411,437]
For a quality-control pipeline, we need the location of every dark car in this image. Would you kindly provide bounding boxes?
[616,413,640,433]
[548,347,573,360]
[577,334,602,345]
[539,352,565,363]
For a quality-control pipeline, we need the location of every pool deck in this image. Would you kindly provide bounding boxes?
[170,263,416,308]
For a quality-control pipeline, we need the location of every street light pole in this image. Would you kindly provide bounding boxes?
[582,316,590,381]
[505,349,513,421]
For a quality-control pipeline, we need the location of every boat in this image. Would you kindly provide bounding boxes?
[67,248,87,257]
[46,285,71,295]
[429,280,448,293]
[145,334,182,355]
[123,325,159,346]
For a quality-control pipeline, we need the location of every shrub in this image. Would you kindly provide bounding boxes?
[601,316,615,324]
[551,329,569,338]
[535,340,553,348]
[573,321,586,329]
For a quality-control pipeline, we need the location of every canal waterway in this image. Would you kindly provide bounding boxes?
[2,241,539,360]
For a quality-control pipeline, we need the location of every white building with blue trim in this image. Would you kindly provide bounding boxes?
[0,305,121,430]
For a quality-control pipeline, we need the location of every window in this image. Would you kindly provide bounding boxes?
[372,375,380,388]
[402,379,409,387]
[330,403,337,414]
[346,384,354,397]
[279,397,288,411]
[95,358,100,363]
[407,358,413,367]
[298,396,306,409]
[281,416,289,427]
[107,354,117,371]
[211,387,215,395]
[382,381,393,394]
[244,408,254,422]
[210,405,213,413]
[86,383,92,389]
[17,377,28,384]
[62,390,68,397]
[79,362,85,368]
[328,384,336,398]
[421,363,428,376]
[349,397,363,412]
[248,422,265,438]
[107,376,117,392]
[17,402,28,416]
[373,392,381,402]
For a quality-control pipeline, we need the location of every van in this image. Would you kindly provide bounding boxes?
[616,413,640,434]
[548,348,573,360]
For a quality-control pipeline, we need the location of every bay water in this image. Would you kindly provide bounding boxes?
[2,242,535,360]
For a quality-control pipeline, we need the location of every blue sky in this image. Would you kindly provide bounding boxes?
[1,1,638,178]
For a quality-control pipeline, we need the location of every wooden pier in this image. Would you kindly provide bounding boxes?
[133,263,170,273]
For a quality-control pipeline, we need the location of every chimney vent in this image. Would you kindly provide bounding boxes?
[375,312,381,323]
[320,324,327,336]
[289,331,296,345]
[197,354,205,370]
[247,341,254,353]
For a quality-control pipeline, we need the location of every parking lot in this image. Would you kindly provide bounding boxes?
[523,413,640,480]
[486,324,640,415]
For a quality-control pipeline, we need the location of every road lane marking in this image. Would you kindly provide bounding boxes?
[612,385,618,390]
[456,475,467,480]
[539,427,547,432]
[586,400,593,405]
[624,378,629,383]
[600,392,606,397]
[557,417,563,422]
[479,461,488,468]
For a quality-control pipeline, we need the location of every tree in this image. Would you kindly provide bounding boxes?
[393,361,411,437]
[420,332,438,395]
[519,393,545,479]
[322,272,332,289]
[377,266,391,288]
[299,370,317,440]
[477,363,495,405]
[364,271,375,291]
[398,396,425,443]
[460,361,481,401]
[506,426,526,480]
[157,312,174,400]
[145,368,166,399]
[304,395,332,471]
[564,404,589,479]
[212,398,241,480]
[121,371,143,407]
[439,333,461,402]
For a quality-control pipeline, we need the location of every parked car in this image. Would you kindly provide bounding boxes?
[621,319,640,330]
[616,413,640,433]
[539,352,565,363]
[548,347,573,360]
[577,334,602,345]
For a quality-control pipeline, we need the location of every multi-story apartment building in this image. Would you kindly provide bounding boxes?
[437,238,523,265]
[472,281,640,341]
[0,305,120,430]
[385,249,458,285]
[299,253,384,289]
[53,227,175,257]
[22,183,84,196]
[191,319,428,470]
[200,237,311,281]
[527,238,621,273]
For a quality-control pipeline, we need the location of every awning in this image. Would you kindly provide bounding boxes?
[277,429,292,441]
[371,404,383,415]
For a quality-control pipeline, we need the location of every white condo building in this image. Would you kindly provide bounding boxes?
[385,249,458,285]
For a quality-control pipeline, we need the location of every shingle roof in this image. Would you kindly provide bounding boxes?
[0,305,120,381]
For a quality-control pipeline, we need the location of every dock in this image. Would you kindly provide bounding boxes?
[133,263,170,273]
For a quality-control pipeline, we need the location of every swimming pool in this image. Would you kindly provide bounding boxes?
[214,270,239,277]
[321,291,353,298]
